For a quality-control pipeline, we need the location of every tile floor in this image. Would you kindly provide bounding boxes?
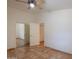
[16,47,72,59]
[8,42,72,59]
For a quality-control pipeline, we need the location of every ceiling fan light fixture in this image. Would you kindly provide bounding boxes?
[29,3,35,8]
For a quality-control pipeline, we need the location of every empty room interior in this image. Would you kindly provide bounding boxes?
[7,0,72,59]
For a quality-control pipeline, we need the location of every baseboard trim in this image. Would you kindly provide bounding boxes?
[45,46,72,55]
[7,48,15,51]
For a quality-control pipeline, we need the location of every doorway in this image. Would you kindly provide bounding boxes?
[16,23,45,48]
[39,23,44,48]
[16,23,30,47]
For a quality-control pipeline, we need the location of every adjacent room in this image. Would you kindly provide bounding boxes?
[7,0,72,59]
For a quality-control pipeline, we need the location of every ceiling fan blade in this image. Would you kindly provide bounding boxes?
[36,0,44,9]
[16,0,27,3]
[36,0,44,5]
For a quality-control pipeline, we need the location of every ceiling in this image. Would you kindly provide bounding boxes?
[8,0,72,12]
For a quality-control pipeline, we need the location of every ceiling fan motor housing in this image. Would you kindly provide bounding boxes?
[28,0,36,5]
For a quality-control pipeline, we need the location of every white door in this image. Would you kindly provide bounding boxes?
[30,23,40,46]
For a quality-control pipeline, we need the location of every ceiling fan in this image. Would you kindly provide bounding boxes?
[16,0,45,9]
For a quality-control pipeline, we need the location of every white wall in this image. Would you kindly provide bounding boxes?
[7,7,16,49]
[7,7,36,49]
[41,9,72,54]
